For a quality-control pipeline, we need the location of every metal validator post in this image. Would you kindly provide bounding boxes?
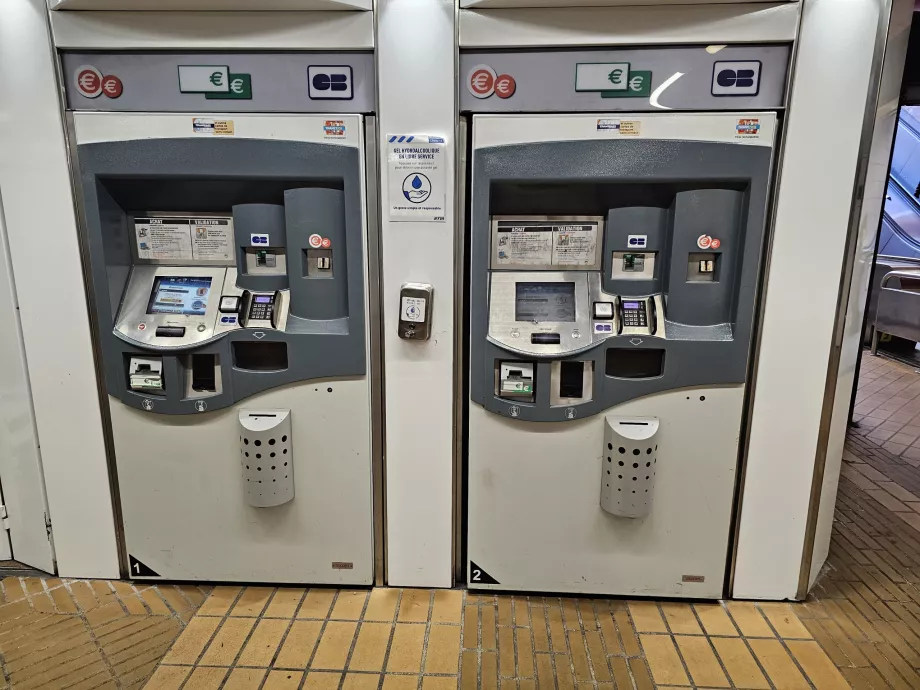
[398,283,434,340]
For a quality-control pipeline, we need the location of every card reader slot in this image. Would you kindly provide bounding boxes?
[531,333,561,344]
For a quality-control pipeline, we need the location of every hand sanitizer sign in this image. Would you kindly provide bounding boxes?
[386,135,446,223]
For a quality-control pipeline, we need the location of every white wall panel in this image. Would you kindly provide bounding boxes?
[734,0,890,600]
[809,0,914,589]
[459,3,799,47]
[0,0,119,578]
[377,0,456,587]
[50,0,371,8]
[51,10,374,49]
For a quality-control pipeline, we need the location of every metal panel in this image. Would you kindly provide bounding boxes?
[462,0,793,5]
[460,46,790,113]
[62,53,375,113]
[0,191,55,573]
[459,4,799,48]
[0,0,120,579]
[51,10,375,50]
[51,0,372,9]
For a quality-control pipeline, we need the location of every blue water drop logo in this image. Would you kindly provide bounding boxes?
[402,173,432,204]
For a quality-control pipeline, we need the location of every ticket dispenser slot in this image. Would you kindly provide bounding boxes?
[285,188,348,321]
[550,361,594,406]
[497,361,535,402]
[128,356,163,392]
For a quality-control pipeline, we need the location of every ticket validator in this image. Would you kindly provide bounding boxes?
[462,46,789,597]
[64,53,378,583]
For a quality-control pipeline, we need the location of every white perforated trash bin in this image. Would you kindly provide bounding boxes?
[239,409,294,508]
[601,416,660,518]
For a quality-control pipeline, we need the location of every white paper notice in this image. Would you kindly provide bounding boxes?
[134,218,193,261]
[553,225,598,266]
[387,135,446,222]
[495,226,553,266]
[191,219,233,261]
[135,216,233,262]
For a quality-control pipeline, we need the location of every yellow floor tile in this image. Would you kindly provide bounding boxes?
[674,635,729,688]
[312,621,358,670]
[222,667,267,690]
[567,630,592,682]
[343,673,382,690]
[199,617,256,666]
[482,604,498,650]
[427,623,462,674]
[499,627,515,677]
[693,604,739,637]
[231,587,275,617]
[365,588,400,622]
[748,638,810,690]
[518,627,536,678]
[786,640,851,690]
[432,589,464,623]
[331,590,368,620]
[162,616,221,664]
[725,602,774,638]
[482,650,499,689]
[264,588,305,618]
[463,605,479,649]
[348,622,391,671]
[236,618,288,667]
[387,622,426,672]
[639,634,690,686]
[384,675,421,690]
[183,666,228,689]
[710,637,769,690]
[299,589,336,619]
[629,602,667,633]
[265,669,306,689]
[662,603,704,635]
[758,603,813,639]
[197,587,241,617]
[274,619,322,668]
[399,589,431,622]
[303,672,342,690]
[424,678,458,690]
[142,664,190,690]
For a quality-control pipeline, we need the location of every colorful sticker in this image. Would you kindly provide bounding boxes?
[619,120,641,136]
[736,118,761,137]
[323,120,346,137]
[308,234,323,248]
[697,234,713,249]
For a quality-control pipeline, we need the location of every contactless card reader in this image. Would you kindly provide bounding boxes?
[398,283,433,341]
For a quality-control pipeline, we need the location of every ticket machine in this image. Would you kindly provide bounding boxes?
[64,52,377,583]
[462,46,788,597]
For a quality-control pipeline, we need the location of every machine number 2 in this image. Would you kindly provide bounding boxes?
[469,561,498,584]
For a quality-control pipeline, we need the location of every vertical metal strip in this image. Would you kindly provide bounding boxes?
[365,114,387,588]
[453,117,469,585]
[796,0,899,599]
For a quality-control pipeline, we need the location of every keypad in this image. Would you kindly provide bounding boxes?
[623,304,648,328]
[249,297,274,322]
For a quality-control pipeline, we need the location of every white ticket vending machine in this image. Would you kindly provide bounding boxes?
[62,53,379,583]
[462,46,789,597]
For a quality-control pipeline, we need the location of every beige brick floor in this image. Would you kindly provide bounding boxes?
[11,352,920,688]
[0,578,209,688]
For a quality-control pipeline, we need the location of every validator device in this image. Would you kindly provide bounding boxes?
[464,110,778,598]
[65,61,378,585]
[398,282,433,340]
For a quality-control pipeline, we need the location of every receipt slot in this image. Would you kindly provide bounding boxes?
[464,112,778,598]
[67,104,377,584]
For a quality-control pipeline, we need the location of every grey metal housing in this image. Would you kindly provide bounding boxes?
[470,138,774,423]
[75,137,366,415]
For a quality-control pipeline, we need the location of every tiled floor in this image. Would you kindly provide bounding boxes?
[852,353,920,461]
[10,352,920,688]
[0,577,209,688]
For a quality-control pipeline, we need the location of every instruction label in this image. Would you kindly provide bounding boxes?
[494,220,600,268]
[135,217,233,262]
[386,135,446,223]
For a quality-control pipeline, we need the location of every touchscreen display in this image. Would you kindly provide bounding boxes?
[515,282,576,322]
[147,276,212,316]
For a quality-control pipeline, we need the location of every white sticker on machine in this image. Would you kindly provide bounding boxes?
[495,219,600,268]
[135,216,233,261]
